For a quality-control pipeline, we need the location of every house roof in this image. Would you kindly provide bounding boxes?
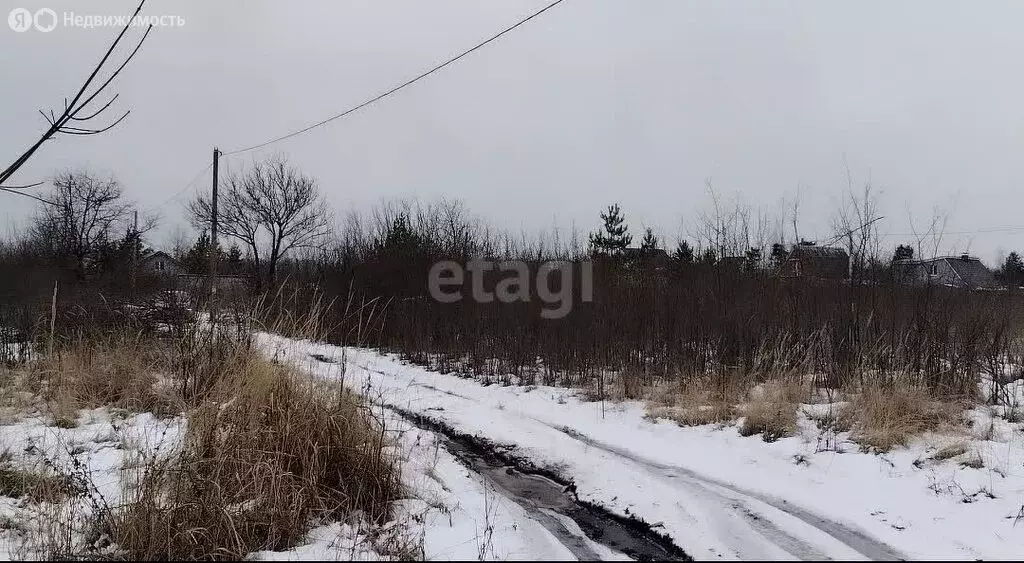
[788,245,848,259]
[140,250,177,263]
[895,255,996,289]
[945,257,996,288]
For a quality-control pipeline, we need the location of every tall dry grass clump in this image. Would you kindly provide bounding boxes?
[28,331,183,422]
[3,294,403,561]
[738,379,805,442]
[644,376,740,427]
[108,330,402,560]
[844,385,967,452]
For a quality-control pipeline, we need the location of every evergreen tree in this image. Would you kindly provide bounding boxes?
[226,244,243,275]
[377,214,428,260]
[1004,251,1024,287]
[639,227,658,253]
[672,240,694,266]
[744,247,762,271]
[589,204,632,256]
[770,242,788,267]
[699,247,717,265]
[185,231,218,275]
[893,244,914,262]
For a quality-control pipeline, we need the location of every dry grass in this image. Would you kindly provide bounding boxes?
[959,453,984,469]
[932,442,969,461]
[845,385,967,452]
[0,465,70,504]
[644,378,739,427]
[28,333,183,420]
[1,298,404,561]
[642,369,972,451]
[107,344,402,560]
[738,380,803,442]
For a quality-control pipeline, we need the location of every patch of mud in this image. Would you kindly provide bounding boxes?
[394,408,690,561]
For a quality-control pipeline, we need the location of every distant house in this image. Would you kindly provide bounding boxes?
[139,250,182,277]
[894,254,997,290]
[622,247,670,270]
[779,244,849,280]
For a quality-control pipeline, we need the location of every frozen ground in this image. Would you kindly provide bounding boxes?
[2,334,1021,560]
[0,408,186,559]
[0,376,628,561]
[260,333,1024,561]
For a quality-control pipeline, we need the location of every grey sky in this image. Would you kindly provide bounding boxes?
[2,1,1023,264]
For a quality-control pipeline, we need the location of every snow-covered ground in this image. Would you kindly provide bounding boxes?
[2,333,1021,560]
[0,373,621,561]
[0,408,186,559]
[260,333,1024,561]
[0,403,584,561]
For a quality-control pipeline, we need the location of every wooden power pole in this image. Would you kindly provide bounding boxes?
[209,147,220,316]
[130,210,138,297]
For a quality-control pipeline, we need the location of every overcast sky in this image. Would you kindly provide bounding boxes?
[2,0,1024,264]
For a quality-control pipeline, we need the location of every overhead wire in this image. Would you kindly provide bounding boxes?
[222,0,567,156]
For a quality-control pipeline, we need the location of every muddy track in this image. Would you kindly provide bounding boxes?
[322,353,903,560]
[543,423,906,561]
[310,352,688,559]
[390,407,691,561]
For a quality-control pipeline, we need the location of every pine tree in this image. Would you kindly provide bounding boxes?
[185,231,221,275]
[226,244,243,275]
[672,240,694,265]
[1004,251,1024,287]
[377,214,426,259]
[744,247,762,271]
[893,244,914,262]
[770,242,788,267]
[639,228,658,253]
[589,204,632,256]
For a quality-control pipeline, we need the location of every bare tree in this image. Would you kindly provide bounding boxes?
[693,180,756,259]
[907,205,950,260]
[32,171,138,277]
[789,183,804,245]
[189,156,331,290]
[1,1,151,203]
[831,168,883,280]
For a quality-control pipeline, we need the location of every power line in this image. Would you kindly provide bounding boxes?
[802,225,1024,248]
[877,226,1024,237]
[223,0,567,156]
[148,162,212,212]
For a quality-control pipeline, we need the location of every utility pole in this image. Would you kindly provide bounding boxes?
[130,210,138,298]
[209,147,220,318]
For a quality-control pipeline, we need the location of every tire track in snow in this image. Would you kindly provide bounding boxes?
[315,350,903,560]
[325,357,687,560]
[543,424,905,561]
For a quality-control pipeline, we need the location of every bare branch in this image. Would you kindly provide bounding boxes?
[0,1,150,187]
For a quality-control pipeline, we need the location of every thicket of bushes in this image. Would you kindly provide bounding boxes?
[259,200,1024,407]
[0,259,403,560]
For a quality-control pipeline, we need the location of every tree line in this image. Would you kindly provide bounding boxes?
[5,157,1024,404]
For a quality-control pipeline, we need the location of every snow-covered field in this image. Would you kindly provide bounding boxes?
[2,333,1021,560]
[0,408,186,559]
[0,395,607,561]
[260,333,1024,561]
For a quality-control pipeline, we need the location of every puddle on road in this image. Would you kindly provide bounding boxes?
[308,352,689,561]
[399,409,691,562]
